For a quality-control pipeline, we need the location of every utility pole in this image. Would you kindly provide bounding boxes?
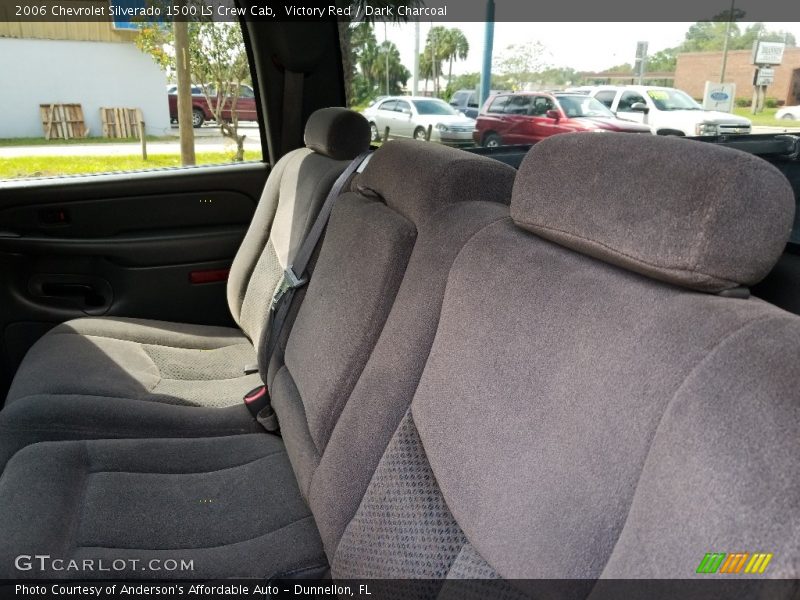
[174,18,195,166]
[479,0,495,107]
[384,22,390,96]
[412,21,420,95]
[720,0,735,83]
[431,25,437,95]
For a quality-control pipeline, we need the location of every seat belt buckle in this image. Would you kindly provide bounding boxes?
[271,267,308,310]
[243,385,269,417]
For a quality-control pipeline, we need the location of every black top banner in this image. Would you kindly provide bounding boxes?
[1,0,800,23]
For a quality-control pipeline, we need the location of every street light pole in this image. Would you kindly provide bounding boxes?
[720,0,735,83]
[413,21,420,95]
[384,22,390,95]
[479,0,495,107]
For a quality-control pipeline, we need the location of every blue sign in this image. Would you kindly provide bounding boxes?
[710,91,730,101]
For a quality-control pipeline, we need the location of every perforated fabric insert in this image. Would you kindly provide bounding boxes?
[437,545,531,600]
[148,372,262,407]
[238,238,285,344]
[332,410,466,580]
[141,343,255,381]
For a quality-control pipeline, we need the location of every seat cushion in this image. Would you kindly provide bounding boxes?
[0,434,326,579]
[6,317,262,407]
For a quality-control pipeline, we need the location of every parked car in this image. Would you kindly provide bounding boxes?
[473,91,652,146]
[776,105,800,121]
[166,83,258,128]
[449,88,510,119]
[586,85,752,136]
[361,96,476,146]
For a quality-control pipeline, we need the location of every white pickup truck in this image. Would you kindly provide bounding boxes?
[584,85,752,136]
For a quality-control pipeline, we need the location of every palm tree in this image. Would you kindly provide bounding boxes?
[442,28,469,91]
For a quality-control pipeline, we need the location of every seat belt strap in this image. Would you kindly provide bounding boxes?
[260,149,371,372]
[246,150,371,429]
[281,70,305,156]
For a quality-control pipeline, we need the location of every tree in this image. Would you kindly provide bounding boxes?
[136,22,250,161]
[496,41,548,91]
[440,28,470,90]
[424,26,448,95]
[338,0,422,107]
[347,23,411,105]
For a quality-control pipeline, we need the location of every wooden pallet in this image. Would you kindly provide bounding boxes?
[100,107,144,138]
[40,103,87,139]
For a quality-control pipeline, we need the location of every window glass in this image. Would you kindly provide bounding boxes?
[488,96,511,114]
[646,89,702,111]
[0,21,262,181]
[556,95,616,118]
[505,95,533,115]
[395,100,412,113]
[594,90,617,109]
[378,100,397,112]
[412,99,459,115]
[531,96,555,116]
[618,91,647,111]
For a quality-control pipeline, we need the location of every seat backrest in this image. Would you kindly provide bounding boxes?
[226,107,370,345]
[269,140,516,545]
[333,133,800,583]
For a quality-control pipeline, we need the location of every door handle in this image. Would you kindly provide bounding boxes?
[28,274,113,315]
[40,282,106,307]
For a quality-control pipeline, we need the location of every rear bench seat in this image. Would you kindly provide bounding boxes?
[1,132,797,585]
[333,134,800,584]
[0,141,516,578]
[0,108,370,467]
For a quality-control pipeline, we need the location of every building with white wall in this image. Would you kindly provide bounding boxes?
[0,18,171,138]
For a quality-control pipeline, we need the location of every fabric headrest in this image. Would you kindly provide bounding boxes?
[511,133,795,293]
[357,139,516,224]
[304,108,370,161]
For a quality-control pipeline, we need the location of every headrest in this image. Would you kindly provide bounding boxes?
[511,133,795,293]
[304,108,370,161]
[357,139,516,224]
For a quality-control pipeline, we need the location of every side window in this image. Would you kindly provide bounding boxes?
[618,91,647,112]
[378,100,397,112]
[594,90,616,109]
[488,96,510,114]
[451,92,467,107]
[395,100,411,114]
[467,92,478,108]
[1,21,262,181]
[531,96,555,116]
[239,85,255,99]
[505,95,533,115]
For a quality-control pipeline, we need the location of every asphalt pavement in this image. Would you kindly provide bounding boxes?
[1,123,798,158]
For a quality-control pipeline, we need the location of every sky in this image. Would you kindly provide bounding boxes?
[376,21,800,78]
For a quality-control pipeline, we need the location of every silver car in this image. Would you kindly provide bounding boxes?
[362,96,476,146]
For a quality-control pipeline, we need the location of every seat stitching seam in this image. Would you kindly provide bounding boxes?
[47,331,250,351]
[74,514,316,552]
[83,450,285,476]
[596,314,780,580]
[514,218,741,285]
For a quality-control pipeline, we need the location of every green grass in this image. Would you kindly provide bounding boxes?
[0,135,176,147]
[732,107,800,127]
[0,150,263,180]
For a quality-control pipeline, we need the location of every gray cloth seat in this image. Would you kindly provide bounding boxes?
[0,108,370,466]
[0,434,326,579]
[0,140,517,579]
[333,134,800,585]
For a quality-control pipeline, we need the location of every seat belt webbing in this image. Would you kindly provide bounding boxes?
[245,151,370,431]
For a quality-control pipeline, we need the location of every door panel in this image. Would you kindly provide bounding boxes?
[0,162,269,400]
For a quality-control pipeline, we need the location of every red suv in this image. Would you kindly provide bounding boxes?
[473,91,651,146]
[167,84,258,128]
